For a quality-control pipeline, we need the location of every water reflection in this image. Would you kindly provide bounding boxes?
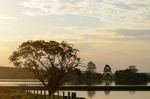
[104,91,110,95]
[103,79,112,95]
[87,79,113,97]
[129,91,136,94]
[103,79,113,86]
[0,79,42,86]
[0,79,149,99]
[87,91,96,98]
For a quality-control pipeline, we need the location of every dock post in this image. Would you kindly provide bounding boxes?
[64,96,67,99]
[43,89,46,99]
[57,91,59,99]
[52,93,55,99]
[37,89,38,94]
[40,89,42,95]
[68,92,71,99]
[71,92,76,99]
[63,91,65,99]
[34,89,35,94]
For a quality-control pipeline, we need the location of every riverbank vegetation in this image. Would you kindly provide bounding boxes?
[0,65,149,85]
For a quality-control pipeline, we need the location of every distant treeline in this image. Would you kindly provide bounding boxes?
[0,66,149,85]
[68,71,104,85]
[68,68,150,85]
[115,69,149,85]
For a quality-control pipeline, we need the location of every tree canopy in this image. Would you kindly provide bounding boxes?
[127,65,138,73]
[103,64,112,76]
[9,40,80,95]
[86,61,96,73]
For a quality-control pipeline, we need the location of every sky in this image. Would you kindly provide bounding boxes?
[0,0,150,73]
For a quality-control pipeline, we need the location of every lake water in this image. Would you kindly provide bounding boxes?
[71,91,150,99]
[0,79,42,86]
[0,79,150,99]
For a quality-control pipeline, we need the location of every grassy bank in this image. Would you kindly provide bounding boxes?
[10,93,86,99]
[0,66,34,79]
[0,87,85,99]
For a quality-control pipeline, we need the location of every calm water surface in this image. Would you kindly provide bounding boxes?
[73,91,150,99]
[0,79,42,86]
[0,79,149,99]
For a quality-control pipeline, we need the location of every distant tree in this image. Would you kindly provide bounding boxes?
[9,40,80,95]
[86,61,96,73]
[127,65,138,73]
[74,68,82,75]
[70,68,82,84]
[103,64,112,76]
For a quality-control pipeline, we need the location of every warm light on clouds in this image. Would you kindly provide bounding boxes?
[0,0,150,72]
[21,0,150,29]
[0,15,18,20]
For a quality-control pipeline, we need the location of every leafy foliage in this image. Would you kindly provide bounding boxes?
[9,40,80,95]
[103,64,112,76]
[127,65,138,73]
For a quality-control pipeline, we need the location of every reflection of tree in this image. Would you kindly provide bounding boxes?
[87,91,96,98]
[104,79,113,86]
[103,79,112,95]
[104,91,110,95]
[129,91,136,94]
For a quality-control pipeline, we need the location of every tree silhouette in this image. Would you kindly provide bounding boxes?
[9,40,80,95]
[103,64,112,76]
[86,61,96,73]
[127,65,138,73]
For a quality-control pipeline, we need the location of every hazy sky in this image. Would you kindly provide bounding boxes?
[0,0,150,72]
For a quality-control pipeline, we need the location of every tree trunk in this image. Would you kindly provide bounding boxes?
[48,89,54,96]
[47,85,59,96]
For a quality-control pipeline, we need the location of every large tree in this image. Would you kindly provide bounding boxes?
[9,40,80,95]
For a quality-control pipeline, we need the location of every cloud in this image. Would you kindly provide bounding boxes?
[116,29,150,39]
[21,0,150,29]
[18,26,150,42]
[68,27,150,41]
[0,14,18,20]
[1,16,18,20]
